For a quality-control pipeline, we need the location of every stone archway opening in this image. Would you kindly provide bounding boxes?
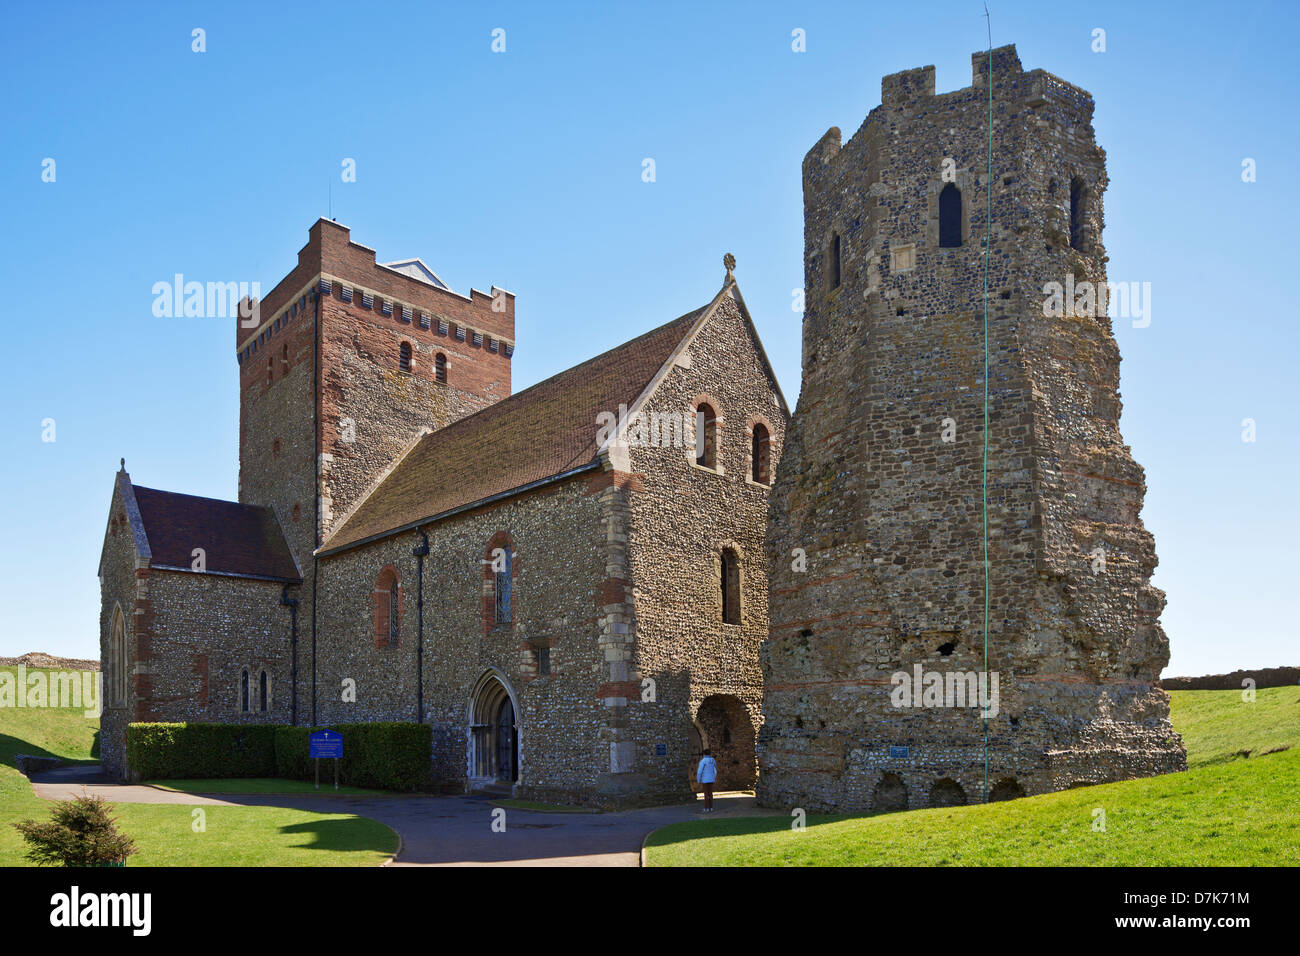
[929,777,967,808]
[989,777,1025,802]
[872,772,909,813]
[469,671,519,789]
[692,694,757,791]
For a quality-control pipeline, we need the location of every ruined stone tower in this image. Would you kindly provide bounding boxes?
[758,46,1186,812]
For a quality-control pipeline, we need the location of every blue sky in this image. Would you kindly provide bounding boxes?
[1,0,1295,676]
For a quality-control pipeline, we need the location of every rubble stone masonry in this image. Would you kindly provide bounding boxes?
[759,46,1186,813]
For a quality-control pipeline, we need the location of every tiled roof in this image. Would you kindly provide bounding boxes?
[132,486,301,582]
[320,302,710,553]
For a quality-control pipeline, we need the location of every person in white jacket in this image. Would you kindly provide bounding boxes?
[696,748,718,812]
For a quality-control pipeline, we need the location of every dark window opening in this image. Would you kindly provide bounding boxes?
[258,671,268,712]
[1069,178,1088,251]
[695,404,718,469]
[939,183,963,247]
[721,548,741,625]
[751,423,771,484]
[937,641,956,657]
[399,341,412,372]
[435,352,447,384]
[538,647,550,676]
[240,670,249,713]
[829,233,841,289]
[388,579,400,645]
[494,550,513,624]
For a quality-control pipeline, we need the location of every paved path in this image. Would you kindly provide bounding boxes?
[29,765,779,866]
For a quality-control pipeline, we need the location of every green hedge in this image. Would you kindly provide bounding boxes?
[126,723,277,779]
[274,723,432,791]
[126,721,432,791]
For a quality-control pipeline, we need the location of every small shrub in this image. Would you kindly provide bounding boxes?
[13,794,137,866]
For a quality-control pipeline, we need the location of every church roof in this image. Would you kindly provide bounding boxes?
[131,486,302,582]
[318,300,712,554]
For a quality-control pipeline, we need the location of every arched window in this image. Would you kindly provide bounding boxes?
[281,343,289,375]
[399,341,412,372]
[259,670,269,712]
[721,548,741,625]
[1069,177,1088,251]
[240,669,250,713]
[939,183,962,247]
[373,566,402,648]
[695,403,718,469]
[435,352,447,384]
[110,606,126,705]
[266,357,274,385]
[751,423,771,484]
[829,232,841,289]
[494,548,513,625]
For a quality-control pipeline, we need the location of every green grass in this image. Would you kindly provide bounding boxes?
[0,667,396,867]
[1168,685,1299,767]
[149,778,386,796]
[645,684,1300,867]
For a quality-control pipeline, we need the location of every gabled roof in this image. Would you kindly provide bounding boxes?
[319,295,720,555]
[380,258,449,290]
[128,484,301,582]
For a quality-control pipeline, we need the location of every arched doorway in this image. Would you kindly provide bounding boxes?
[692,694,757,790]
[468,670,519,788]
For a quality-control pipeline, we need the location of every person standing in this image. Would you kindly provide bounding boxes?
[696,748,718,812]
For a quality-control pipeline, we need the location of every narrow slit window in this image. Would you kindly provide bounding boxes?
[399,341,412,372]
[939,183,962,247]
[695,404,718,469]
[435,352,447,384]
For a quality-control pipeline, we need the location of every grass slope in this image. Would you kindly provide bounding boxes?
[646,685,1300,867]
[1169,685,1299,767]
[0,667,396,867]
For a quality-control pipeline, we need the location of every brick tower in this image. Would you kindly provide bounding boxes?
[759,46,1186,812]
[235,218,514,718]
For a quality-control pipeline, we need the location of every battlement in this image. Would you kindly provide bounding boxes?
[235,219,515,355]
[805,44,1094,176]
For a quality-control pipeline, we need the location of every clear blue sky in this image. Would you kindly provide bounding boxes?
[2,0,1295,676]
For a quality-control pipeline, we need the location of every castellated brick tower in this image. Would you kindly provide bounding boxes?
[758,46,1186,813]
[235,219,513,716]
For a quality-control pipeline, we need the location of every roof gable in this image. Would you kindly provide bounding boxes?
[131,486,301,582]
[319,301,709,554]
[380,258,449,290]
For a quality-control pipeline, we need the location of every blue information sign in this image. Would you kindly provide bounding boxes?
[310,729,343,759]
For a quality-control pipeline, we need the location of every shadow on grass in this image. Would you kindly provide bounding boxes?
[645,812,849,850]
[277,817,399,854]
[0,732,100,769]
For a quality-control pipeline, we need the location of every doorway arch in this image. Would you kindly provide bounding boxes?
[692,694,757,790]
[468,669,520,788]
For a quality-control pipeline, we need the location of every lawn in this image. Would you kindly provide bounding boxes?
[1168,685,1299,767]
[645,685,1300,867]
[0,667,397,867]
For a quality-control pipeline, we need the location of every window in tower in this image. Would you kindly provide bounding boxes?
[939,183,963,247]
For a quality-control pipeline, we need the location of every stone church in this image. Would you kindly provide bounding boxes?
[99,217,788,807]
[101,44,1184,813]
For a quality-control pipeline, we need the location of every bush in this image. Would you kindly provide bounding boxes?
[124,720,432,791]
[126,723,277,779]
[275,723,432,791]
[14,794,137,866]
